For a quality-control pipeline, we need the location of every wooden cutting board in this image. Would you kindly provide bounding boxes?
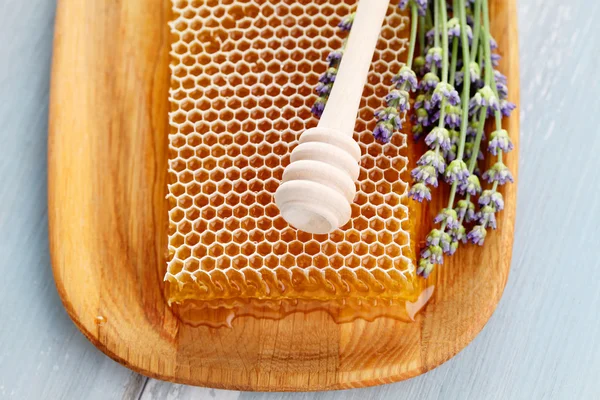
[48,0,518,391]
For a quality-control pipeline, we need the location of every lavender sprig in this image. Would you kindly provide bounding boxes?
[311,13,355,118]
[373,1,423,144]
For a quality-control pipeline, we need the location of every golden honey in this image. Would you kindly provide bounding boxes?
[166,0,426,323]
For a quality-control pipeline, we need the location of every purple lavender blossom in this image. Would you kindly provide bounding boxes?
[496,82,509,99]
[467,225,487,246]
[456,199,476,222]
[479,190,505,211]
[419,72,440,91]
[432,82,460,106]
[426,47,443,69]
[490,36,498,50]
[482,161,514,184]
[392,66,418,92]
[385,89,410,112]
[477,205,497,229]
[408,182,432,202]
[459,175,482,196]
[418,149,446,173]
[422,245,444,264]
[488,129,513,155]
[450,224,467,245]
[399,0,428,14]
[315,82,332,97]
[411,165,439,187]
[499,99,517,117]
[491,53,501,67]
[373,121,394,144]
[425,127,451,151]
[447,18,461,39]
[326,50,343,65]
[311,98,326,118]
[319,67,338,84]
[415,94,434,111]
[415,108,431,127]
[425,229,442,247]
[417,258,434,278]
[444,105,461,128]
[337,13,355,31]
[494,70,508,85]
[469,61,481,82]
[445,159,469,184]
[447,18,473,42]
[434,208,460,230]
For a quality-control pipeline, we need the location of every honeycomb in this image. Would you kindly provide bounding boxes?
[166,0,422,312]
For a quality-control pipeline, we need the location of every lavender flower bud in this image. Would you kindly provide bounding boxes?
[459,175,482,196]
[477,205,497,229]
[373,121,394,144]
[479,190,505,211]
[417,258,435,278]
[445,159,469,184]
[467,225,487,246]
[422,245,444,264]
[426,47,443,69]
[425,127,451,151]
[412,123,424,140]
[456,199,476,222]
[315,82,332,97]
[434,208,460,230]
[415,93,434,111]
[392,65,418,92]
[319,67,338,84]
[499,99,517,117]
[326,50,343,66]
[482,161,514,184]
[416,108,431,127]
[426,229,442,246]
[488,129,513,155]
[413,56,428,76]
[412,165,439,187]
[418,149,446,173]
[494,70,508,85]
[385,89,410,112]
[432,83,461,107]
[338,13,355,31]
[409,182,432,202]
[420,72,440,91]
[479,85,500,110]
[490,36,498,50]
[447,17,461,39]
[469,62,481,82]
[450,224,467,245]
[496,82,509,99]
[491,53,501,67]
[311,97,326,118]
[444,105,462,128]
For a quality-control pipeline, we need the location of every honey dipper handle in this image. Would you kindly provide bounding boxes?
[274,0,389,235]
[318,0,390,135]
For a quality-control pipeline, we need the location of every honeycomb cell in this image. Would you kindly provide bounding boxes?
[166,0,416,304]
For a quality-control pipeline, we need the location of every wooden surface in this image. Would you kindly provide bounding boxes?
[1,0,599,399]
[46,0,516,391]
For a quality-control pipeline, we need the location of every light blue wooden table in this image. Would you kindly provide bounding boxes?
[1,1,598,399]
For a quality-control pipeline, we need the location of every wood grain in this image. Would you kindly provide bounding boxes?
[48,0,518,391]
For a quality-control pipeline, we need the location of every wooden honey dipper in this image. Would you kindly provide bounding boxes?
[275,0,390,234]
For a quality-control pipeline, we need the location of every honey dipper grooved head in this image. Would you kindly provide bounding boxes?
[275,127,361,234]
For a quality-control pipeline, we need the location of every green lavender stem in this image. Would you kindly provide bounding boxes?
[449,38,459,85]
[407,4,419,69]
[471,0,482,57]
[455,0,471,161]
